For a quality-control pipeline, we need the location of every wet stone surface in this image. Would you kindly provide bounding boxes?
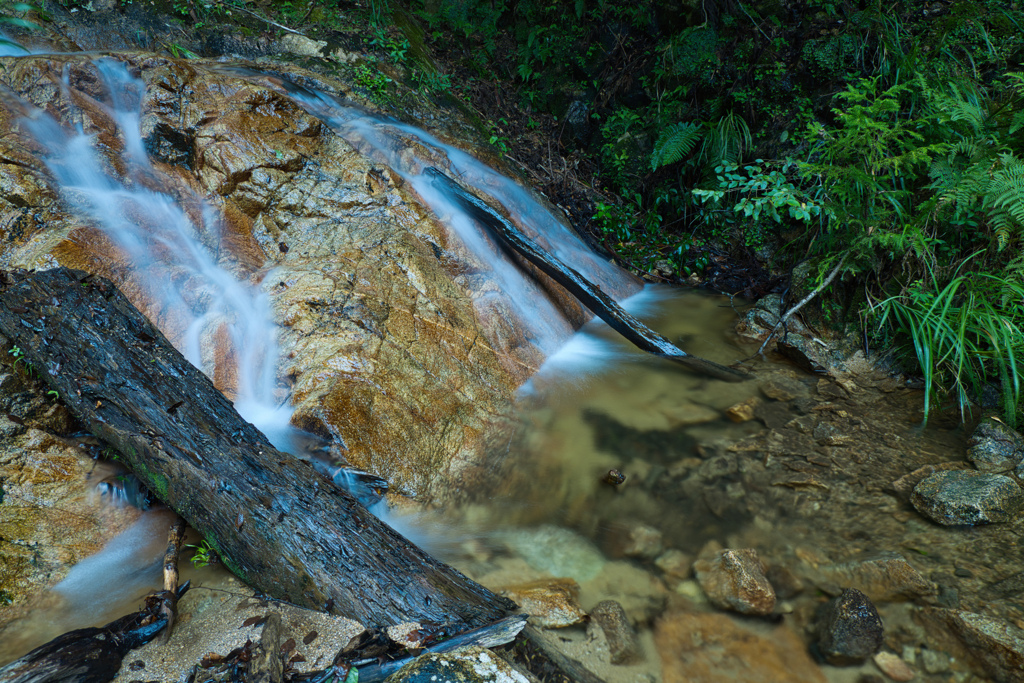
[911,470,1024,525]
[817,588,884,665]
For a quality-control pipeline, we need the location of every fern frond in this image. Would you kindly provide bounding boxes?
[988,154,1024,224]
[1010,111,1024,137]
[650,121,703,171]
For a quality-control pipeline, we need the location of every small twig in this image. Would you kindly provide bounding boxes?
[230,5,307,36]
[158,515,187,645]
[750,253,848,360]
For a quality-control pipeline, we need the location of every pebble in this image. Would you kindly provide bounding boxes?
[588,600,643,665]
[726,397,761,423]
[818,588,884,665]
[920,648,950,674]
[873,651,916,681]
[654,549,693,581]
[966,416,1024,473]
[603,521,664,560]
[693,548,776,616]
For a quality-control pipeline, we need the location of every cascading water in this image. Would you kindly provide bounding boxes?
[18,59,296,449]
[254,78,639,355]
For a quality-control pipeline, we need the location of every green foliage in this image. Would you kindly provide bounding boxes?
[187,539,217,568]
[926,75,1024,251]
[873,268,1024,426]
[659,26,719,86]
[352,62,393,102]
[694,160,831,225]
[650,122,702,172]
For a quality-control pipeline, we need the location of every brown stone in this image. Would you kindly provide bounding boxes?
[0,53,642,505]
[693,548,776,616]
[873,651,916,681]
[816,553,936,602]
[655,610,827,683]
[726,397,762,423]
[500,578,586,628]
[588,600,643,665]
[917,608,1024,683]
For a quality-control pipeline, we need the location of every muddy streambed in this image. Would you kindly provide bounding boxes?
[435,287,1024,683]
[5,285,1022,683]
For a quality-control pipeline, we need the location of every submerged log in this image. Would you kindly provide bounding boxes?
[0,268,514,629]
[0,589,181,683]
[425,167,748,382]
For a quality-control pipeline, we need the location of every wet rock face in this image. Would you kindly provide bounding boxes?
[0,53,612,501]
[386,646,530,683]
[967,417,1024,473]
[921,608,1024,683]
[815,552,935,603]
[911,470,1024,525]
[817,588,884,665]
[693,548,776,616]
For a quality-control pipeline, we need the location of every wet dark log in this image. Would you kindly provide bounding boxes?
[0,590,178,683]
[425,167,749,383]
[0,268,514,629]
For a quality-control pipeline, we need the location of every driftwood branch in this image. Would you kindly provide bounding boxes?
[157,515,187,645]
[753,254,848,359]
[0,267,514,629]
[0,589,183,683]
[425,168,747,383]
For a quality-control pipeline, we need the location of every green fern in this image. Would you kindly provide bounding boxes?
[650,122,703,171]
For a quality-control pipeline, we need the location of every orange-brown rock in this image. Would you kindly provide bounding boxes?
[693,548,776,616]
[654,610,827,683]
[500,578,587,628]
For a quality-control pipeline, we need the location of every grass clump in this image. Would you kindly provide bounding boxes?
[874,266,1024,427]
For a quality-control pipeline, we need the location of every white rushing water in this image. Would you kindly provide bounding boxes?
[273,83,633,355]
[19,59,295,448]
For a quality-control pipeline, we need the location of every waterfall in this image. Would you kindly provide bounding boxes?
[18,59,296,449]
[15,58,637,457]
[259,81,634,354]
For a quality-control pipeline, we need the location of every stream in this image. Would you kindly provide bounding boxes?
[0,50,1022,683]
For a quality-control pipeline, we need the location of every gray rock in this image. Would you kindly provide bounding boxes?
[589,600,643,665]
[967,417,1024,473]
[602,521,664,560]
[922,609,1024,683]
[818,588,884,665]
[778,335,852,376]
[385,646,530,682]
[921,648,951,674]
[501,525,606,581]
[911,470,1024,525]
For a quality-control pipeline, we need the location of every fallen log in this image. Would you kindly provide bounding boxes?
[0,588,182,683]
[0,268,514,629]
[425,167,749,382]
